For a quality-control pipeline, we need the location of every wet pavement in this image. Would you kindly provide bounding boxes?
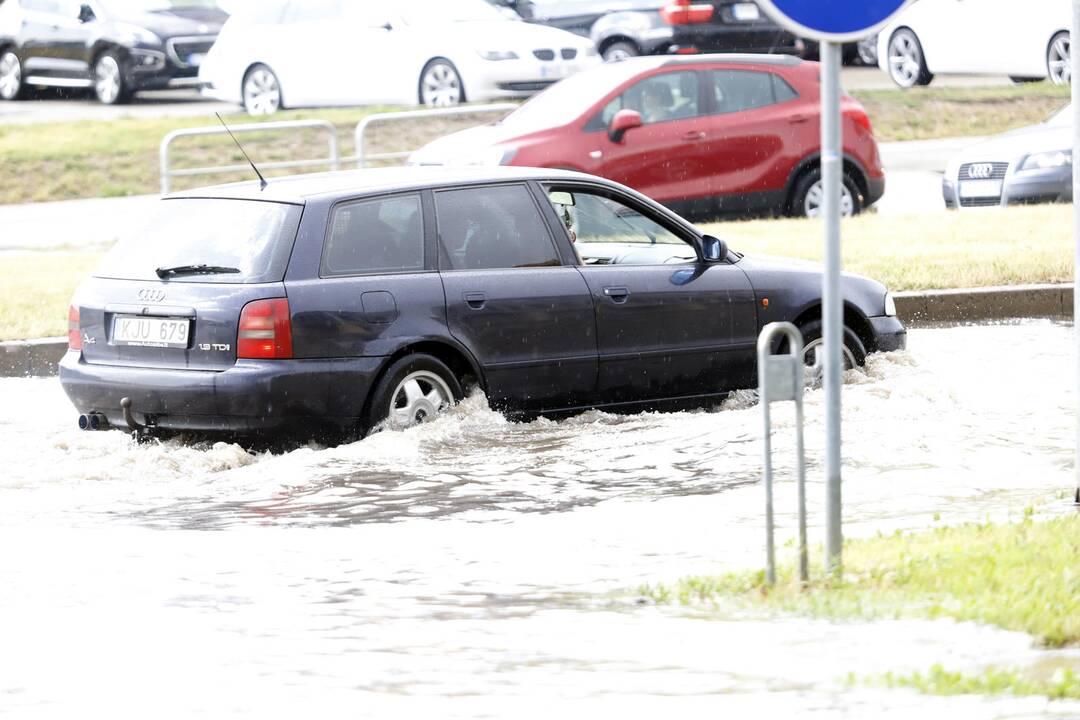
[2,322,1078,718]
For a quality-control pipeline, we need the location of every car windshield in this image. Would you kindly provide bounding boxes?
[98,0,219,13]
[399,0,511,24]
[498,62,657,133]
[1047,103,1072,127]
[94,199,302,284]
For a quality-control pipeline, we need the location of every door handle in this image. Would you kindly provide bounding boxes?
[681,131,706,142]
[603,286,630,304]
[789,114,811,124]
[463,291,487,310]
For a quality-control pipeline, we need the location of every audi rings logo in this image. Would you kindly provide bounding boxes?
[138,289,167,303]
[967,163,994,179]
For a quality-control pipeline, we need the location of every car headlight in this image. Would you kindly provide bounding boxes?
[477,50,519,61]
[115,22,161,46]
[1021,150,1072,171]
[884,292,897,317]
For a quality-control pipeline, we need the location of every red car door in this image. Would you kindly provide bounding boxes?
[585,69,715,206]
[700,68,807,214]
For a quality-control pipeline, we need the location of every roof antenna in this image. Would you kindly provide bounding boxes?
[215,112,267,190]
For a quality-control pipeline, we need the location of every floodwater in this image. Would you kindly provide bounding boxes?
[2,322,1079,718]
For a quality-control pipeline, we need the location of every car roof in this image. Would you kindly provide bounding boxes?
[169,166,602,204]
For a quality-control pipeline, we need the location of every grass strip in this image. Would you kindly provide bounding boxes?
[641,511,1080,648]
[873,664,1080,701]
[1,203,1073,340]
[0,83,1070,205]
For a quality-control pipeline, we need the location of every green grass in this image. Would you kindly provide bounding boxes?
[851,82,1071,141]
[701,203,1073,292]
[0,251,102,341]
[0,83,1070,205]
[874,664,1080,701]
[642,511,1080,648]
[1,203,1073,340]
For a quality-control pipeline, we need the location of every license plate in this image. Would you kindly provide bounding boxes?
[112,316,191,349]
[732,3,761,21]
[959,180,1002,199]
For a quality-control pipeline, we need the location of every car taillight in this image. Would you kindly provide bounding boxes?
[660,0,714,24]
[238,298,292,360]
[68,305,82,351]
[844,105,874,135]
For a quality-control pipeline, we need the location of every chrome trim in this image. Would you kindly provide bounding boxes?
[165,35,217,68]
[23,75,93,88]
[166,77,207,88]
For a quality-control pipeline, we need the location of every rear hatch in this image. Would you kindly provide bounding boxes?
[74,197,303,372]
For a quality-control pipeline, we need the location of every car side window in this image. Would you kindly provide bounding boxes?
[591,71,700,130]
[321,194,425,277]
[711,70,796,114]
[283,0,340,23]
[435,185,561,271]
[548,189,696,266]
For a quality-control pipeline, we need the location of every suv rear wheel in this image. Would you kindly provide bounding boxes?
[0,50,24,101]
[602,41,639,62]
[366,354,463,433]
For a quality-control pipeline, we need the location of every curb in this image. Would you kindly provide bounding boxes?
[0,284,1073,379]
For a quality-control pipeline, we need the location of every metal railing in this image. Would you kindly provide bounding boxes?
[758,322,808,587]
[159,119,340,194]
[354,103,518,168]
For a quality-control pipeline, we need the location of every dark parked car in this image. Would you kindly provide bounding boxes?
[490,0,801,61]
[60,167,905,441]
[410,55,885,220]
[0,0,226,105]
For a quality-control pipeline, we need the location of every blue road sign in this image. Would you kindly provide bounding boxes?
[756,0,910,42]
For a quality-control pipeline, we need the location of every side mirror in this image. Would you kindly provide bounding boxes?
[702,234,728,263]
[78,3,95,22]
[608,109,643,143]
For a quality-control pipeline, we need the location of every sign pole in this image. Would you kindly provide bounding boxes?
[1073,0,1079,505]
[820,40,844,573]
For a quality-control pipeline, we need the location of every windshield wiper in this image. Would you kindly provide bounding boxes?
[155,264,241,279]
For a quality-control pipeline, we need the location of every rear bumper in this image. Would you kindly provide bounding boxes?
[59,351,384,435]
[868,315,907,353]
[866,175,886,207]
[669,25,802,54]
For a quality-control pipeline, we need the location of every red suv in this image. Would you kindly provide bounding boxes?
[410,55,884,218]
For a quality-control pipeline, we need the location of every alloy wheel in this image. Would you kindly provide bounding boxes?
[802,338,858,387]
[856,35,878,66]
[604,46,635,62]
[0,52,21,101]
[387,370,454,430]
[887,31,922,88]
[1048,33,1071,85]
[94,55,122,104]
[243,67,281,115]
[803,179,855,218]
[421,62,462,107]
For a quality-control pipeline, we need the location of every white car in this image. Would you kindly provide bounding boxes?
[199,0,600,114]
[877,0,1071,88]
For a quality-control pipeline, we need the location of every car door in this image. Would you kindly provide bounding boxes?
[542,184,758,403]
[17,0,74,81]
[585,69,714,206]
[703,68,802,214]
[434,182,597,411]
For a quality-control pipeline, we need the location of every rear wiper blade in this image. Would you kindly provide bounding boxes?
[155,264,241,279]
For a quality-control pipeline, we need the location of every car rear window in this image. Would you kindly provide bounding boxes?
[93,198,302,284]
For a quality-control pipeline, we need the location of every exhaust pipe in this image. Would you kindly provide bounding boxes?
[77,412,109,431]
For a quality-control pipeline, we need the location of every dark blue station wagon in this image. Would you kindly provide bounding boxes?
[60,167,906,439]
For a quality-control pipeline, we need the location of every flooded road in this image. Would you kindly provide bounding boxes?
[2,322,1079,718]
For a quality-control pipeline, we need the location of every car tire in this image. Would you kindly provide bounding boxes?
[795,319,868,385]
[856,36,878,67]
[365,354,464,434]
[419,58,464,107]
[789,167,862,219]
[886,28,933,88]
[1047,31,1070,86]
[93,51,132,105]
[602,41,639,62]
[0,50,25,101]
[242,63,282,115]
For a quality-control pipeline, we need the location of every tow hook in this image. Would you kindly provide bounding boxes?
[77,412,109,431]
[120,397,153,442]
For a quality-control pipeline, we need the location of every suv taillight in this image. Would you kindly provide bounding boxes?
[660,0,714,24]
[238,298,292,360]
[68,305,82,351]
[844,105,874,135]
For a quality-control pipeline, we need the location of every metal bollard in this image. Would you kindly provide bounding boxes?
[758,322,808,587]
